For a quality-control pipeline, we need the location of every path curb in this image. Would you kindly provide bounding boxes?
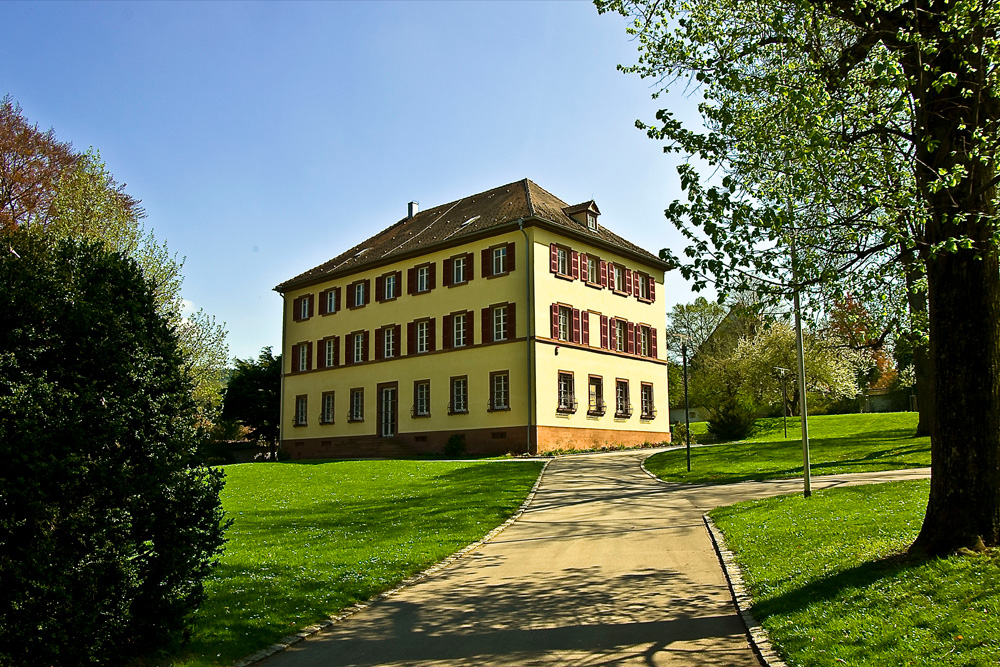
[704,514,789,667]
[233,458,552,667]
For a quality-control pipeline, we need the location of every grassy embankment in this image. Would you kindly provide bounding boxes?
[170,459,544,667]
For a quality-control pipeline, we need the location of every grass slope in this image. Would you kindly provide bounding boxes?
[647,412,929,483]
[170,459,544,667]
[711,481,1000,666]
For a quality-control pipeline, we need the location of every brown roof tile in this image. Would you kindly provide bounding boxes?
[275,178,665,292]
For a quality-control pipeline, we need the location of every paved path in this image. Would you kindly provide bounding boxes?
[262,450,930,667]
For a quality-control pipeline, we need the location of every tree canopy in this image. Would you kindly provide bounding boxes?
[599,0,1000,553]
[221,346,282,446]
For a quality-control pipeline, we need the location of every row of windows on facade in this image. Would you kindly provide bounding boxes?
[551,304,658,358]
[291,243,515,322]
[549,243,656,302]
[293,373,656,427]
[290,303,515,372]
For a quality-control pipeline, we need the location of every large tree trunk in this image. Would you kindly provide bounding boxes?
[907,9,1000,555]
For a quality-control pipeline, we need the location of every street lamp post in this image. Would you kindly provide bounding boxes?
[681,339,691,472]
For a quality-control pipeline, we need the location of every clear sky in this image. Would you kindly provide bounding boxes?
[4,0,708,362]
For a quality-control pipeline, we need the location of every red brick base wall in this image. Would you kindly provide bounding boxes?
[282,424,671,459]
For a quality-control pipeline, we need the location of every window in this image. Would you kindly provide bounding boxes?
[616,379,631,418]
[587,256,599,284]
[490,371,509,411]
[295,395,307,426]
[298,343,309,372]
[299,296,311,321]
[641,383,655,419]
[417,266,429,292]
[349,388,364,422]
[322,288,338,315]
[639,325,651,357]
[450,376,468,414]
[615,320,627,353]
[416,320,429,353]
[558,306,571,341]
[453,255,466,284]
[557,246,569,275]
[324,337,337,368]
[408,263,436,294]
[352,331,365,364]
[587,212,597,230]
[613,264,625,292]
[588,376,605,415]
[637,273,649,300]
[557,372,576,413]
[347,279,369,308]
[454,312,466,347]
[384,326,396,358]
[321,392,335,424]
[413,380,430,417]
[482,242,514,278]
[355,282,365,306]
[493,305,507,342]
[444,253,474,286]
[493,246,507,275]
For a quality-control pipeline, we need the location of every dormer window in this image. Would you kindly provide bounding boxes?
[587,212,597,230]
[562,200,601,229]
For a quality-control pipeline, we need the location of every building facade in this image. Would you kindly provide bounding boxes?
[274,179,672,457]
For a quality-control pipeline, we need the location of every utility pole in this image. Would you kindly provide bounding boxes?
[790,210,812,498]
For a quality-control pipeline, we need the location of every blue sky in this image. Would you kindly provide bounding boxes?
[4,0,707,361]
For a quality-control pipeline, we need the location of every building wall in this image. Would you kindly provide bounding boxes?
[280,230,529,456]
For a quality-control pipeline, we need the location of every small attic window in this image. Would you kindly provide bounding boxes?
[461,216,480,227]
[587,213,597,230]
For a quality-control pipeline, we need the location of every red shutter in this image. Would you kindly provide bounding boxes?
[600,261,608,288]
[375,275,385,303]
[290,344,298,371]
[307,295,314,318]
[581,311,590,346]
[363,279,370,304]
[306,341,312,370]
[333,336,340,366]
[334,287,341,312]
[466,253,475,281]
[318,292,327,315]
[347,283,356,308]
[507,303,516,340]
[550,243,559,273]
[428,318,436,351]
[407,267,416,295]
[579,253,588,281]
[361,330,369,362]
[627,322,636,354]
[482,248,491,277]
[375,328,384,360]
[551,303,560,339]
[482,307,492,343]
[317,339,326,369]
[443,258,453,287]
[466,309,474,344]
[443,314,453,349]
[625,269,634,295]
[429,263,437,290]
[393,325,401,356]
[610,317,617,349]
[344,336,351,366]
[572,308,581,344]
[407,322,416,355]
[571,251,579,280]
[292,297,301,321]
[601,316,609,349]
[648,275,656,302]
[506,242,515,271]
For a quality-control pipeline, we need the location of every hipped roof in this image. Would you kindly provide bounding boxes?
[275,178,668,292]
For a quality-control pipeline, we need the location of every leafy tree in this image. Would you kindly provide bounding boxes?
[0,102,229,425]
[599,0,1000,554]
[221,347,282,450]
[665,296,726,360]
[0,227,227,666]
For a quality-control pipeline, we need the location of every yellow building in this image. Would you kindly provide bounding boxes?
[274,179,672,457]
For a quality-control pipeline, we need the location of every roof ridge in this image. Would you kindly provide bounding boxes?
[522,178,536,218]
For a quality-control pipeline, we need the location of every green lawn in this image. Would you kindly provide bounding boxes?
[648,412,929,483]
[711,481,1000,666]
[169,459,544,667]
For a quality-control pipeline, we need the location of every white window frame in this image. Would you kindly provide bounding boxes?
[298,344,308,372]
[492,246,507,275]
[350,389,364,422]
[588,376,604,415]
[355,282,366,307]
[493,305,507,342]
[326,290,337,314]
[557,247,569,275]
[454,313,466,347]
[558,306,571,341]
[492,372,509,411]
[417,265,430,293]
[414,381,430,417]
[384,327,395,359]
[353,332,364,363]
[451,377,468,414]
[557,372,575,411]
[614,265,625,292]
[295,395,307,425]
[453,256,466,284]
[616,320,627,352]
[640,326,651,357]
[385,273,397,300]
[638,274,649,299]
[641,383,655,418]
[587,257,598,283]
[325,338,336,367]
[616,380,631,418]
[587,212,597,230]
[299,296,310,320]
[416,320,429,354]
[322,392,335,424]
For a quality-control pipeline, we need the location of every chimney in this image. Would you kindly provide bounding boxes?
[408,201,419,218]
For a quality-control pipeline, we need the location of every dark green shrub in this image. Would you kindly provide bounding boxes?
[0,229,228,666]
[444,433,467,457]
[706,397,759,442]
